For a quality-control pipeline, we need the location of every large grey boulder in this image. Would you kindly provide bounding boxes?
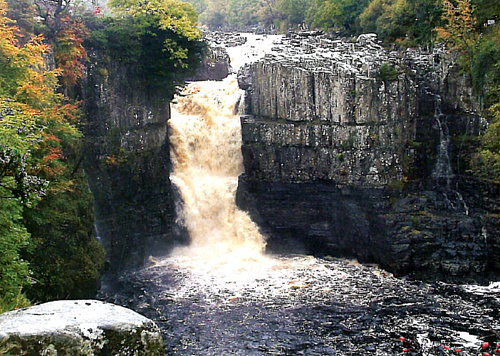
[0,300,164,356]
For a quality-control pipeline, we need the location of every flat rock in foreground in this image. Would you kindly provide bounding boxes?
[0,299,164,356]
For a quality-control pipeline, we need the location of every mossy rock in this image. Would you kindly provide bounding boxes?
[0,300,164,356]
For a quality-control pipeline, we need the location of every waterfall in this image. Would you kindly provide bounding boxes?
[431,95,469,215]
[431,96,454,188]
[169,76,266,262]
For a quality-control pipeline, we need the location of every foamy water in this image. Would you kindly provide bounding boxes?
[169,76,265,262]
[102,34,500,356]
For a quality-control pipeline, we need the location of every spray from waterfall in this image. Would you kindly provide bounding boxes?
[169,75,266,263]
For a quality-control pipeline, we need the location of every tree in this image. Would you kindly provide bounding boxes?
[359,0,443,45]
[0,0,52,310]
[197,0,229,29]
[472,0,500,28]
[313,0,370,33]
[87,0,204,94]
[278,0,311,29]
[1,0,105,309]
[108,0,201,40]
[228,0,259,28]
[33,0,73,38]
[53,15,88,93]
[437,0,478,70]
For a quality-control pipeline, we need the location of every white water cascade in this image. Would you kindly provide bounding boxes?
[167,34,282,268]
[169,76,265,261]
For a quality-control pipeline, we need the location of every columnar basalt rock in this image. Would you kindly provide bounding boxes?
[237,32,496,281]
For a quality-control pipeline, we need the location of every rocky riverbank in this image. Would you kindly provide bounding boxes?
[101,254,500,355]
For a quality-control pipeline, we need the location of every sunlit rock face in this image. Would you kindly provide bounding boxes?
[237,32,498,281]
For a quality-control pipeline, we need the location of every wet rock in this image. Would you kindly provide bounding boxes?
[0,300,164,355]
[188,45,230,81]
[83,51,179,272]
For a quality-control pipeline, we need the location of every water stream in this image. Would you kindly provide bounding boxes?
[103,34,500,355]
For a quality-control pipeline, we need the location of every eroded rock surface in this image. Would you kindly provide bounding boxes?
[0,300,164,356]
[237,32,498,281]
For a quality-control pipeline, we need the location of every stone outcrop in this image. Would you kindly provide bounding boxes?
[237,32,498,281]
[0,300,164,355]
[83,56,180,272]
[188,46,230,81]
[83,34,236,272]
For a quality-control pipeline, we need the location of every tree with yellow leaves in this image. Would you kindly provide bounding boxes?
[437,0,479,72]
[0,0,105,310]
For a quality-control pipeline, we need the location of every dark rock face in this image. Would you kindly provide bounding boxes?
[83,57,180,272]
[0,300,164,355]
[188,46,230,81]
[237,32,498,281]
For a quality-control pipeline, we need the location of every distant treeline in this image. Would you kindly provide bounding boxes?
[190,0,498,46]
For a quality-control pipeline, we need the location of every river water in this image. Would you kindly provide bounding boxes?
[102,34,500,355]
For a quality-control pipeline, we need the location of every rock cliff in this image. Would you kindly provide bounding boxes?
[237,32,499,281]
[83,42,231,273]
[83,57,179,272]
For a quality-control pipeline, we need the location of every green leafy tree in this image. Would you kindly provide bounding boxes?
[278,0,311,29]
[227,0,259,28]
[108,0,201,40]
[359,0,442,45]
[0,0,53,310]
[195,0,229,29]
[313,0,347,30]
[1,0,105,308]
[472,0,500,28]
[88,0,204,93]
[313,0,370,33]
[0,100,41,311]
[437,0,478,70]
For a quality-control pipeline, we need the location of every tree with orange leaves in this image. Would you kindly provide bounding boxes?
[0,0,104,310]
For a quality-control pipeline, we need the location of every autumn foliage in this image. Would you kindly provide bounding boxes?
[0,0,104,310]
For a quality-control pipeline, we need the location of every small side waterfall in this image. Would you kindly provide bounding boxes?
[431,95,469,215]
[169,76,266,262]
[431,98,454,188]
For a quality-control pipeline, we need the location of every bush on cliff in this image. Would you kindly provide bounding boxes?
[85,0,204,95]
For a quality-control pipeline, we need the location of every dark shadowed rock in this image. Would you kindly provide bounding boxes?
[0,300,164,355]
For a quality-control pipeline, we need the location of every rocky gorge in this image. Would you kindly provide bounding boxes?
[80,31,500,355]
[81,30,500,281]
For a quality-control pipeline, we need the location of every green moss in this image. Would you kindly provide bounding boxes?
[379,62,399,82]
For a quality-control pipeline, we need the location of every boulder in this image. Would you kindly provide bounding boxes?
[0,300,164,356]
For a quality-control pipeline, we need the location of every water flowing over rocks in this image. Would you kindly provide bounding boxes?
[0,300,164,355]
[101,255,500,355]
[85,32,500,356]
[236,32,499,281]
